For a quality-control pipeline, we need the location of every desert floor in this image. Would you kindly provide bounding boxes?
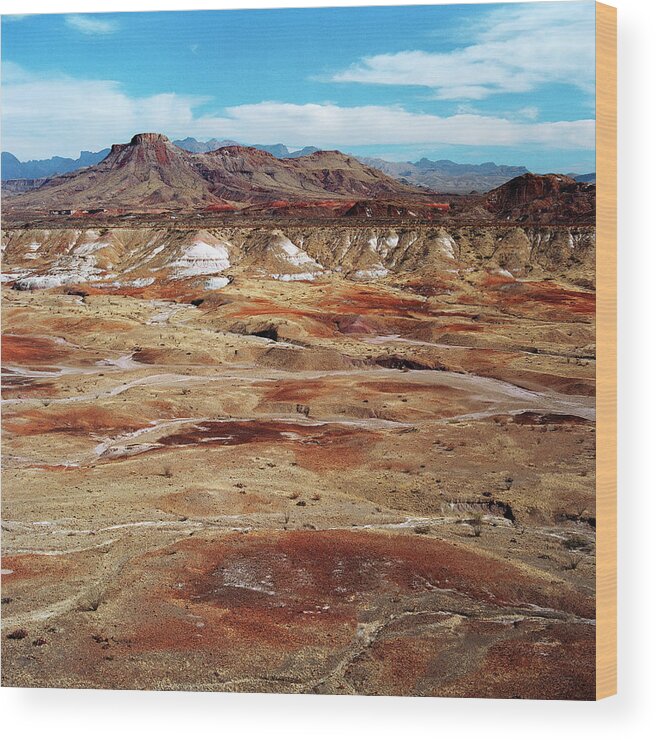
[1,272,596,698]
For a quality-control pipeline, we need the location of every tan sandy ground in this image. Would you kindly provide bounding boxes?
[1,271,596,698]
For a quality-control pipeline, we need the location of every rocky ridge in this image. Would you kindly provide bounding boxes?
[1,224,595,292]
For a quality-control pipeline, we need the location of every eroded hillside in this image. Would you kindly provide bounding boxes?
[1,223,596,697]
[1,224,595,290]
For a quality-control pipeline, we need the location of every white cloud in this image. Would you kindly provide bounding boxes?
[1,66,203,158]
[1,65,594,160]
[65,15,118,35]
[331,1,594,100]
[518,106,540,121]
[207,102,594,150]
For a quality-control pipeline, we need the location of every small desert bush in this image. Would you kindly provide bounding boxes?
[562,534,591,552]
[562,554,584,571]
[413,523,431,535]
[78,586,105,612]
[468,511,484,537]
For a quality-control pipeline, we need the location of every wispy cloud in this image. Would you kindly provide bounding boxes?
[331,2,594,100]
[65,15,118,36]
[1,65,594,160]
[206,102,594,151]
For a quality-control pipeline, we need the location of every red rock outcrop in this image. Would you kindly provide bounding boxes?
[486,173,595,223]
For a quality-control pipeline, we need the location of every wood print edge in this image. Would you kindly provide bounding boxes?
[595,0,617,701]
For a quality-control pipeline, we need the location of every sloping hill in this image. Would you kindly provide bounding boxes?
[11,134,222,210]
[193,145,427,203]
[485,173,596,223]
[10,133,429,212]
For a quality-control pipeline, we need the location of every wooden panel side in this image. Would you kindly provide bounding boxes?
[595,1,617,701]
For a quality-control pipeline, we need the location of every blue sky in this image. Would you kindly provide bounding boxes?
[1,2,596,171]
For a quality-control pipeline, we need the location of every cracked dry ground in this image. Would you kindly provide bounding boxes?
[1,272,596,698]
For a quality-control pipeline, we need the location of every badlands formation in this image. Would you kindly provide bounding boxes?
[2,136,596,698]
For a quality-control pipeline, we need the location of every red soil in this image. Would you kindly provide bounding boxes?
[1,553,80,583]
[437,323,483,333]
[157,419,361,449]
[117,529,593,656]
[490,281,595,317]
[318,287,427,317]
[3,405,148,436]
[452,622,595,699]
[184,529,592,617]
[1,334,69,364]
[259,379,336,403]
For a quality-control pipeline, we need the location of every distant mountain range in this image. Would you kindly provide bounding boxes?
[1,149,111,181]
[2,132,595,226]
[1,137,595,194]
[5,132,427,211]
[172,137,321,159]
[357,157,531,194]
[569,172,596,184]
[0,139,322,182]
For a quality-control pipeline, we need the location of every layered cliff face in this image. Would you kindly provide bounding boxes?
[1,224,595,290]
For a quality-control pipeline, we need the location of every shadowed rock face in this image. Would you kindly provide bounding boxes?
[486,173,595,223]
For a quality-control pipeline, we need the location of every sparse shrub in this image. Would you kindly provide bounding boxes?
[562,534,591,552]
[78,587,104,612]
[162,466,174,478]
[469,511,484,537]
[7,628,28,640]
[413,523,430,535]
[562,554,584,571]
